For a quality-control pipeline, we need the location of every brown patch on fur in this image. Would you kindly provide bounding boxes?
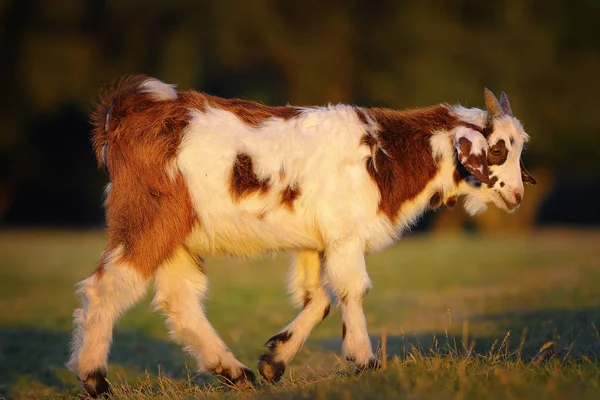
[364,106,460,221]
[429,192,442,209]
[265,331,292,350]
[500,181,505,188]
[460,121,494,138]
[92,75,197,278]
[445,195,457,209]
[356,107,370,126]
[279,166,286,181]
[357,108,379,154]
[453,169,462,184]
[456,137,490,184]
[488,139,508,166]
[360,134,378,153]
[488,175,499,188]
[205,95,303,127]
[280,184,301,211]
[342,323,347,340]
[303,293,312,309]
[230,153,271,201]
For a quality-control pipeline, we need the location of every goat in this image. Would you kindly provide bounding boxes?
[67,75,536,396]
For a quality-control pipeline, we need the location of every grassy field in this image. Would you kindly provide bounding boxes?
[1,229,599,399]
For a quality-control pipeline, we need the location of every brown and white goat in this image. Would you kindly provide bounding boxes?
[68,75,536,396]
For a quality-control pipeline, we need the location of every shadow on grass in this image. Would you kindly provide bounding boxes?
[0,327,190,398]
[2,307,599,397]
[315,306,600,362]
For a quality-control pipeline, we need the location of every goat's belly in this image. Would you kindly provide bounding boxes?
[184,214,322,257]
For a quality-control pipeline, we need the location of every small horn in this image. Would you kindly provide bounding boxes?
[500,91,513,117]
[484,88,503,125]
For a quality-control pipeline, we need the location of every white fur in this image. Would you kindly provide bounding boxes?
[72,79,532,386]
[173,96,531,368]
[269,250,332,364]
[487,116,527,205]
[451,105,486,127]
[140,78,178,101]
[68,247,149,377]
[454,126,488,156]
[153,247,248,375]
[452,110,530,213]
[178,104,390,256]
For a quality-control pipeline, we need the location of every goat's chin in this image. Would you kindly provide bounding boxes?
[463,195,488,216]
[490,194,519,214]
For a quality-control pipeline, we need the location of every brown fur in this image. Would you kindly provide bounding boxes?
[360,134,378,153]
[445,195,457,209]
[361,106,461,221]
[230,153,271,201]
[205,95,303,127]
[456,137,490,184]
[303,293,311,309]
[453,169,463,184]
[488,139,508,166]
[92,76,197,278]
[460,121,494,139]
[488,175,499,188]
[280,184,301,211]
[355,108,370,126]
[429,192,442,209]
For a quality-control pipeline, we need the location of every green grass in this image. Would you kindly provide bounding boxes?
[1,229,599,399]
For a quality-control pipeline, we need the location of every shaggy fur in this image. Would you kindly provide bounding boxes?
[69,76,535,396]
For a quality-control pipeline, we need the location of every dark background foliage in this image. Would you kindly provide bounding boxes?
[1,0,598,226]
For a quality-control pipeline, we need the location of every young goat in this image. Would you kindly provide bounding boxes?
[68,76,536,396]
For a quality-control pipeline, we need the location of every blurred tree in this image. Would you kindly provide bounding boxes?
[0,0,598,225]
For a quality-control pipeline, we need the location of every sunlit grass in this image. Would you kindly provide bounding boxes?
[1,229,599,399]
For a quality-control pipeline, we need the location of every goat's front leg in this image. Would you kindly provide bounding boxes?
[258,250,331,383]
[325,237,380,370]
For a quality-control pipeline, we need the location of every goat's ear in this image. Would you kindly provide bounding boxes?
[454,128,490,185]
[520,159,537,185]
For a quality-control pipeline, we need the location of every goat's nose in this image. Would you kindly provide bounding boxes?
[513,188,523,205]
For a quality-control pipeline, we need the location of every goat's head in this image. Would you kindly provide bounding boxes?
[455,89,537,215]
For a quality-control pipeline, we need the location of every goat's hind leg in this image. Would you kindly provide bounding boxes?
[258,250,332,383]
[67,247,150,397]
[153,247,255,389]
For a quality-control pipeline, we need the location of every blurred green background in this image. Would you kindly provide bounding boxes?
[1,0,599,228]
[1,3,600,398]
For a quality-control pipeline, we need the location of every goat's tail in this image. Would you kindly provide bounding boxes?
[90,75,178,168]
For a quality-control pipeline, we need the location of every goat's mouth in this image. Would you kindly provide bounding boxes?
[495,192,520,212]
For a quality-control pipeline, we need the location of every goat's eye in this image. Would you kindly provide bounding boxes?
[491,148,501,156]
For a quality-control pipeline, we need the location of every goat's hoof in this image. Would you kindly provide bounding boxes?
[231,367,256,390]
[356,358,381,374]
[213,366,256,389]
[81,369,110,397]
[257,353,285,383]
